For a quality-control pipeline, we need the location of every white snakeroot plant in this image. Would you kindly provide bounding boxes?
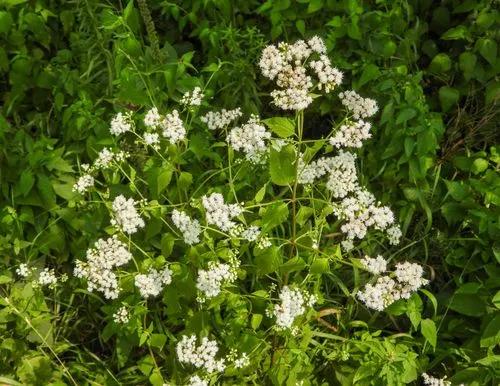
[172,209,202,245]
[65,36,436,384]
[111,195,145,235]
[422,373,451,386]
[134,267,172,298]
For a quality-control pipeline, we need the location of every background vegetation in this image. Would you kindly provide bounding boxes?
[0,0,498,385]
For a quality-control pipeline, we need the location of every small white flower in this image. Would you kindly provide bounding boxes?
[111,195,145,235]
[227,116,271,163]
[339,90,378,119]
[161,110,186,144]
[201,108,242,130]
[144,107,161,129]
[176,335,226,373]
[202,193,243,232]
[330,120,372,148]
[110,112,133,136]
[422,373,451,386]
[73,174,95,194]
[360,255,387,275]
[272,286,315,330]
[143,132,160,148]
[196,261,237,299]
[172,209,201,245]
[234,352,249,368]
[37,268,58,288]
[181,86,204,107]
[387,225,402,245]
[187,375,208,386]
[134,267,172,298]
[16,263,31,278]
[113,306,130,324]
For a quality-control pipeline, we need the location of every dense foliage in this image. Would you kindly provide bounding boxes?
[0,1,498,385]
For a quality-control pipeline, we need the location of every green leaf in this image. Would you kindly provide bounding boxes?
[406,294,423,329]
[476,38,497,66]
[439,86,459,112]
[254,246,282,276]
[459,52,477,76]
[396,108,417,124]
[18,170,35,197]
[358,64,380,88]
[449,293,486,317]
[480,315,500,347]
[441,25,469,40]
[421,318,437,348]
[280,256,306,274]
[492,290,500,309]
[161,233,175,257]
[263,117,295,138]
[269,145,296,186]
[0,11,13,34]
[149,334,167,349]
[428,53,452,73]
[471,158,489,174]
[261,202,289,231]
[310,258,330,274]
[251,314,263,330]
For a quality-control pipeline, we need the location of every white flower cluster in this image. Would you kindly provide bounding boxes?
[113,306,130,324]
[335,188,395,240]
[94,148,128,170]
[259,36,342,110]
[330,120,372,148]
[241,225,260,241]
[387,225,403,245]
[339,90,378,120]
[134,267,172,298]
[271,286,316,330]
[181,87,204,107]
[298,152,358,199]
[360,255,387,275]
[422,373,451,386]
[202,193,243,232]
[16,263,31,277]
[37,268,58,288]
[357,261,428,311]
[74,236,132,299]
[161,110,186,143]
[144,107,161,128]
[176,335,226,373]
[187,375,208,386]
[110,112,133,136]
[110,195,145,235]
[196,261,237,299]
[143,132,160,149]
[234,352,250,368]
[73,174,95,194]
[172,209,201,245]
[227,115,271,163]
[73,149,129,195]
[201,108,242,130]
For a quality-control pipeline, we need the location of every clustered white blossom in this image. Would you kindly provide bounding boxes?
[187,375,208,386]
[360,255,387,275]
[233,352,250,369]
[241,225,260,241]
[172,209,202,245]
[113,306,130,324]
[339,90,379,120]
[271,286,316,330]
[227,115,271,163]
[330,120,372,148]
[36,268,58,288]
[74,236,133,299]
[181,87,204,107]
[16,263,31,277]
[259,36,342,110]
[144,107,161,129]
[72,174,95,194]
[134,267,172,298]
[143,132,160,149]
[201,108,242,130]
[110,112,133,136]
[161,109,186,143]
[386,225,403,245]
[176,335,226,373]
[110,195,145,235]
[93,148,128,170]
[201,193,243,232]
[357,261,428,311]
[335,188,396,240]
[196,261,237,299]
[422,373,451,386]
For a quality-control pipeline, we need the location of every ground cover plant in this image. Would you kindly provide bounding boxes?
[0,1,498,385]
